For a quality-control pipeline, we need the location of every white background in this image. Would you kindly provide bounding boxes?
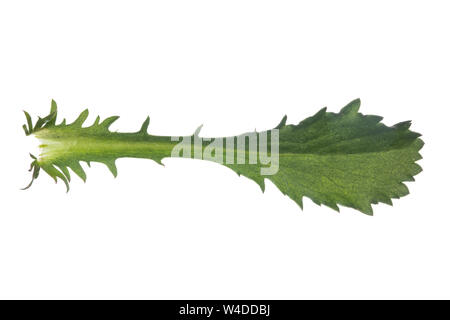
[0,1,449,299]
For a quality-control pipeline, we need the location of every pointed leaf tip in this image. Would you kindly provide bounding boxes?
[139,116,150,134]
[47,100,58,126]
[56,165,71,182]
[23,110,33,134]
[104,160,118,178]
[394,120,412,130]
[328,202,340,213]
[68,161,87,182]
[340,98,361,115]
[72,109,89,127]
[40,164,70,191]
[50,100,57,113]
[194,124,203,137]
[100,116,120,129]
[314,107,327,119]
[275,115,287,129]
[92,116,100,126]
[293,197,303,210]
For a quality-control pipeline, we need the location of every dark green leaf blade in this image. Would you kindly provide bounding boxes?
[262,99,423,214]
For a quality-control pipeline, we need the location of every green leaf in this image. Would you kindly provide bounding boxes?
[262,98,423,214]
[22,99,423,215]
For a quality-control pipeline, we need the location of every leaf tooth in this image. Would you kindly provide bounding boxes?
[22,124,29,135]
[390,193,400,200]
[410,163,423,176]
[193,124,203,137]
[313,107,327,119]
[100,116,120,130]
[50,99,58,114]
[292,196,303,210]
[394,120,412,131]
[71,109,89,127]
[55,164,71,182]
[416,138,425,151]
[23,110,33,133]
[252,177,265,193]
[359,203,374,216]
[34,112,56,131]
[47,100,58,126]
[68,161,87,182]
[375,192,393,206]
[365,114,383,124]
[103,160,118,178]
[275,115,287,129]
[33,116,44,131]
[326,202,340,213]
[92,116,100,126]
[153,157,165,166]
[40,163,70,192]
[139,116,150,134]
[311,196,339,212]
[397,182,410,197]
[340,98,361,115]
[295,107,327,128]
[380,197,393,206]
